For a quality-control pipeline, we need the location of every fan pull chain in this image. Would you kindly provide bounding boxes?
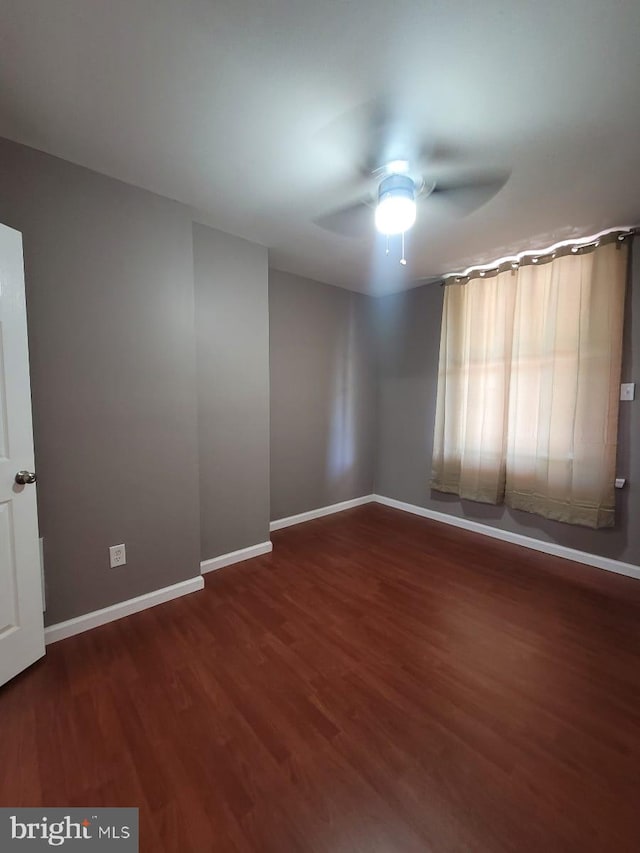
[385,234,390,256]
[400,231,407,266]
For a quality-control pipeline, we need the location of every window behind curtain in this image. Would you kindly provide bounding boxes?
[431,238,629,528]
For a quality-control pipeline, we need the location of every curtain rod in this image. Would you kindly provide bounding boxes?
[440,226,638,286]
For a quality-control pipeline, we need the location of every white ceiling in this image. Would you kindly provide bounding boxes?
[1,0,640,294]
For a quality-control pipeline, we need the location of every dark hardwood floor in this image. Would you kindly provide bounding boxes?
[2,504,640,852]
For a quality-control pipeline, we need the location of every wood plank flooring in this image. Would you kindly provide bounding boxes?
[2,504,640,852]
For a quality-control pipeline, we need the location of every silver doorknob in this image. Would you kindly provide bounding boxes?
[15,470,36,485]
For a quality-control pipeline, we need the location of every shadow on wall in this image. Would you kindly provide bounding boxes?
[269,269,376,521]
[326,298,357,489]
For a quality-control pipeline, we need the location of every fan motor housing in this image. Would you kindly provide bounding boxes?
[378,174,415,204]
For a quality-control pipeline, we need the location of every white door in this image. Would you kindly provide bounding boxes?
[0,223,44,687]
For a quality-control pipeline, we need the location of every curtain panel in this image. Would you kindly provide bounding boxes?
[431,239,629,528]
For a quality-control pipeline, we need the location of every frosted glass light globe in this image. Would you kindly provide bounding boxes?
[375,195,416,235]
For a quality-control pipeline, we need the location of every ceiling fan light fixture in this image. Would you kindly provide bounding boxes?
[375,174,416,235]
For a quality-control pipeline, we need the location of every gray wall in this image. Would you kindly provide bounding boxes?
[194,224,270,560]
[0,137,201,625]
[269,269,377,521]
[374,241,640,565]
[2,134,637,630]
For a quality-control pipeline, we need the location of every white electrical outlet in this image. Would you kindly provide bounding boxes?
[620,383,635,401]
[109,543,126,568]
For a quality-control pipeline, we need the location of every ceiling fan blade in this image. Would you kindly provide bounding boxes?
[361,106,416,175]
[427,170,511,215]
[313,200,373,238]
[316,97,418,178]
[413,140,466,171]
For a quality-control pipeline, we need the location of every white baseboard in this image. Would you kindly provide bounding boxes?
[45,575,204,645]
[200,540,273,574]
[374,494,640,582]
[43,495,639,647]
[270,495,375,531]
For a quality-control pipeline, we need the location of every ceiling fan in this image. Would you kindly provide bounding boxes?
[312,101,511,254]
[314,158,511,240]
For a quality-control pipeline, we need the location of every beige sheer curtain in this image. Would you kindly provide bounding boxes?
[431,239,628,528]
